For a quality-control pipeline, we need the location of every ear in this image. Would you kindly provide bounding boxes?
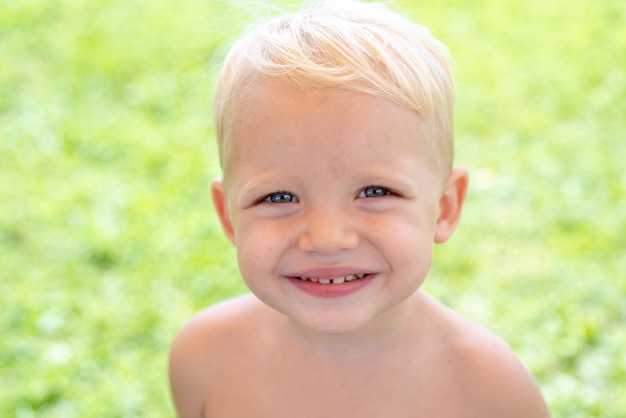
[434,167,469,243]
[211,178,236,245]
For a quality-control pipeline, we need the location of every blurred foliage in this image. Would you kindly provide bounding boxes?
[1,0,624,416]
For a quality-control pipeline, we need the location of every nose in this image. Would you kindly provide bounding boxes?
[298,206,359,254]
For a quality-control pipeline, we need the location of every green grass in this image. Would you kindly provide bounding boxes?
[1,0,624,416]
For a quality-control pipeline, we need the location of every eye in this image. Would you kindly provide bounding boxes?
[264,192,298,204]
[359,186,391,198]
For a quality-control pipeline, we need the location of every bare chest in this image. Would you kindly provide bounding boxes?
[202,352,471,418]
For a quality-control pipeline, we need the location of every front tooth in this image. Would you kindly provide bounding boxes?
[310,277,319,283]
[319,279,331,284]
[332,276,345,284]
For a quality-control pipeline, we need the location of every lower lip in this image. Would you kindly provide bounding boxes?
[287,275,375,298]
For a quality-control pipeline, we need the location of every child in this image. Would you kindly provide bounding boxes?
[169,1,551,416]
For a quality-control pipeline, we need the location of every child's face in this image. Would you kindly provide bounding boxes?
[212,82,466,335]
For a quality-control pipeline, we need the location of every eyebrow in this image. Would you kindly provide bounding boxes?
[235,171,287,207]
[233,161,427,206]
[362,168,421,196]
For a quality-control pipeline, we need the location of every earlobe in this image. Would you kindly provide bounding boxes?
[211,178,236,245]
[434,167,469,243]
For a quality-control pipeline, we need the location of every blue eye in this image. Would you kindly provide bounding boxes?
[360,186,390,198]
[265,192,298,203]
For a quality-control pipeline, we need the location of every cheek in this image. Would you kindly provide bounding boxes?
[234,220,289,277]
[373,211,435,271]
[235,240,270,296]
[370,206,437,243]
[393,231,434,272]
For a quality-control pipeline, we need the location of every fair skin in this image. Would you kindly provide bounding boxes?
[169,82,551,417]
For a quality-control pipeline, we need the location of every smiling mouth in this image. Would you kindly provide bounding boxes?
[297,274,368,284]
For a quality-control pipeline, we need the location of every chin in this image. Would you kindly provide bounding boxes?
[291,307,384,337]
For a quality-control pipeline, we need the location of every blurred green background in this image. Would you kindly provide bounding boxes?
[1,0,624,416]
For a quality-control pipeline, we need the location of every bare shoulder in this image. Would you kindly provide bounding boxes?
[420,293,551,417]
[168,294,267,418]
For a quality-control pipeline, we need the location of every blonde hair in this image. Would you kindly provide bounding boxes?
[214,0,455,174]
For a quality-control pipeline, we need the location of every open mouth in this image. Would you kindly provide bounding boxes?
[296,274,368,284]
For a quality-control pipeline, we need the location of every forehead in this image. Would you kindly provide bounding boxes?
[223,81,444,182]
